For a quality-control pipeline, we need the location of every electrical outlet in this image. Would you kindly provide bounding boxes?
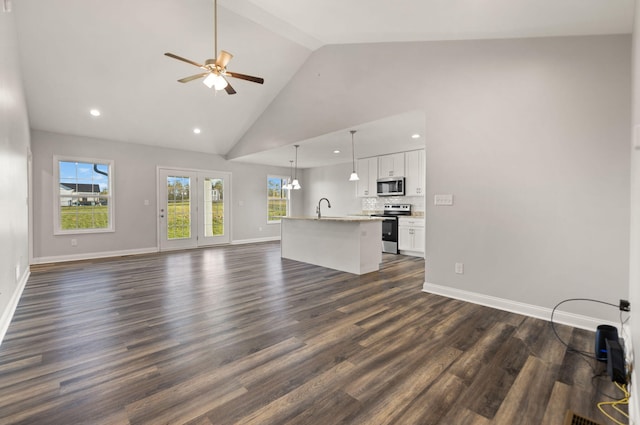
[71,239,78,247]
[455,262,464,274]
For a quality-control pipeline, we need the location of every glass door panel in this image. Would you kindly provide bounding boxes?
[167,176,192,239]
[198,172,230,246]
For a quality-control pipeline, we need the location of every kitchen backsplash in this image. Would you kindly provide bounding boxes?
[361,196,425,215]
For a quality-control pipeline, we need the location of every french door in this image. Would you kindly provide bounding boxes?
[158,168,230,251]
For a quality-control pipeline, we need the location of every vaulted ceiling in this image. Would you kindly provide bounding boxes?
[13,0,634,167]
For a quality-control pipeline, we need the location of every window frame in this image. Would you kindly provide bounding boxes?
[53,155,115,235]
[267,174,290,224]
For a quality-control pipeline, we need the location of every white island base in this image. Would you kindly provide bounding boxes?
[281,216,383,275]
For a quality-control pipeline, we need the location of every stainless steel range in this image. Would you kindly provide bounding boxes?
[371,204,412,254]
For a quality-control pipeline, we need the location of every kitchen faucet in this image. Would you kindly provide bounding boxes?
[316,198,331,219]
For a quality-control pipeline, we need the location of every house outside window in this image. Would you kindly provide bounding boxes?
[267,175,289,223]
[54,156,114,234]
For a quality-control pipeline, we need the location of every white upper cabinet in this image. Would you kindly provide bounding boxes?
[378,153,405,178]
[356,157,378,197]
[405,149,425,196]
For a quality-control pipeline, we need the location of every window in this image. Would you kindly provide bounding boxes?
[54,156,114,234]
[267,175,289,223]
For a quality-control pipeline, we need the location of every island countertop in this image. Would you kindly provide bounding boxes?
[281,216,384,222]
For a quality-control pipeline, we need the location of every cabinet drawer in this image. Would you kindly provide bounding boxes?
[398,217,425,228]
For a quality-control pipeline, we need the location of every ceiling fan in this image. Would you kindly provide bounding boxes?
[164,0,264,95]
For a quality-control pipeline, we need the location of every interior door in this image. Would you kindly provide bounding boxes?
[158,169,230,251]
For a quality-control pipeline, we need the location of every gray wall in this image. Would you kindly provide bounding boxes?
[298,163,362,217]
[0,9,31,334]
[31,130,290,261]
[230,35,632,323]
[629,4,640,418]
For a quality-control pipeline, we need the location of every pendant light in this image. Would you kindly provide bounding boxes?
[292,145,301,190]
[349,130,360,181]
[283,160,293,190]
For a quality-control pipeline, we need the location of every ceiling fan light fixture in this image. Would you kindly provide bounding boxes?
[203,72,228,90]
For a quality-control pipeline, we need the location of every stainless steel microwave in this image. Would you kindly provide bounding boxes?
[376,177,405,196]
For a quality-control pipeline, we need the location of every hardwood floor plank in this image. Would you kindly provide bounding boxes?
[441,407,492,425]
[233,360,356,425]
[342,346,462,425]
[282,390,361,425]
[491,355,558,424]
[391,372,468,424]
[456,334,531,420]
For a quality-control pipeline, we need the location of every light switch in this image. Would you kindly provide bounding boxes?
[434,194,454,206]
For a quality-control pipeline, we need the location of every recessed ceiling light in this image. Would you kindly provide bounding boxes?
[411,133,420,139]
[193,128,201,134]
[90,109,101,117]
[333,150,340,154]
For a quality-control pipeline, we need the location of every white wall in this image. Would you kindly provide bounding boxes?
[31,130,290,262]
[298,163,362,217]
[229,35,632,325]
[628,3,640,420]
[0,9,31,340]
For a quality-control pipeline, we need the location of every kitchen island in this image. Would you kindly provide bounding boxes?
[280,216,383,275]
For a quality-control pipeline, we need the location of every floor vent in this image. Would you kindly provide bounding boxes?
[563,410,602,425]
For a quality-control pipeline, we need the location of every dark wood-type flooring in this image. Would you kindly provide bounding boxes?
[0,242,627,424]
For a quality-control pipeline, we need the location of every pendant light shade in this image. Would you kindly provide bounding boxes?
[283,160,293,190]
[349,130,359,181]
[292,145,301,190]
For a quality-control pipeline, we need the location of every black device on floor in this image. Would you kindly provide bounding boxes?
[595,324,618,362]
[605,339,627,384]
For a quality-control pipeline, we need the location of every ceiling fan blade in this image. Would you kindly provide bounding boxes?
[164,52,204,68]
[224,80,237,95]
[177,72,209,83]
[215,50,233,68]
[226,71,264,84]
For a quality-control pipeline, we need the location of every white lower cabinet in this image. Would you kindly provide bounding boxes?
[398,217,425,256]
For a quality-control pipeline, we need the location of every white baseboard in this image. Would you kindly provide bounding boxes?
[0,268,30,347]
[231,236,280,245]
[398,250,425,258]
[31,239,281,264]
[32,247,158,264]
[422,281,618,331]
